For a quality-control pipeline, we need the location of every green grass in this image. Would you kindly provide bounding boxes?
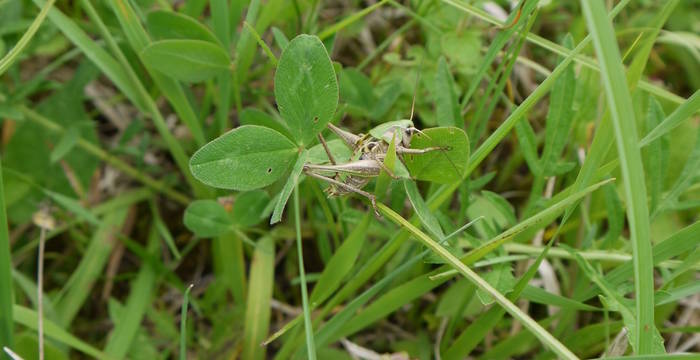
[1,0,698,359]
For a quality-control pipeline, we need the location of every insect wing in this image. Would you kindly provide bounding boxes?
[402,126,469,184]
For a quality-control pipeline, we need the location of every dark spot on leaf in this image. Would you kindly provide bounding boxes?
[267,168,272,173]
[313,116,319,123]
[410,155,414,160]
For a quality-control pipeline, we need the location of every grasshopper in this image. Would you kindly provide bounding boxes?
[302,117,455,216]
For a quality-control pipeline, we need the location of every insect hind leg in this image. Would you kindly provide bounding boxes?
[304,169,381,218]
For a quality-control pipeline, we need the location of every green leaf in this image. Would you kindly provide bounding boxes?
[183,200,233,237]
[13,306,109,359]
[270,149,308,224]
[307,139,352,165]
[274,34,339,146]
[242,235,275,360]
[639,90,700,147]
[146,10,220,44]
[476,264,515,305]
[404,180,444,240]
[43,190,99,226]
[141,39,230,83]
[310,214,370,305]
[402,127,469,184]
[190,125,297,190]
[49,126,79,163]
[232,190,271,228]
[239,108,293,141]
[433,56,460,127]
[581,0,656,352]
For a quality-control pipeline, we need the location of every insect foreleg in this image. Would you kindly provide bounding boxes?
[317,133,337,166]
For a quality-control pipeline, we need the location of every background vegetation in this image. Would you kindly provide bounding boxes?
[0,0,698,359]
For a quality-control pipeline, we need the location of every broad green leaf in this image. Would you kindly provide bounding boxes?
[239,108,293,141]
[183,200,233,238]
[243,235,275,360]
[232,190,271,228]
[433,56,460,127]
[146,10,220,44]
[274,34,339,146]
[644,97,667,214]
[476,264,515,305]
[270,149,308,224]
[368,120,413,142]
[440,31,481,75]
[141,39,230,83]
[307,139,352,165]
[309,214,370,305]
[514,119,542,176]
[190,125,297,190]
[402,127,469,184]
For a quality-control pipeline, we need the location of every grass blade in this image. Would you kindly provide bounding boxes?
[580,0,656,352]
[103,225,159,358]
[639,90,700,147]
[13,306,111,359]
[293,187,316,360]
[0,0,55,75]
[53,208,129,327]
[242,235,275,360]
[179,284,193,360]
[376,203,578,360]
[0,160,14,353]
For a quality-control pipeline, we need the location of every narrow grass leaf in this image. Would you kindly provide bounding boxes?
[0,160,13,352]
[377,203,577,359]
[43,190,99,226]
[293,187,316,360]
[309,214,370,305]
[639,90,700,147]
[514,119,542,176]
[49,126,79,163]
[522,285,601,312]
[569,249,665,354]
[242,235,275,360]
[404,181,444,240]
[433,56,459,127]
[13,306,110,359]
[270,149,308,224]
[653,126,700,217]
[146,10,220,44]
[104,226,159,358]
[53,208,129,327]
[0,0,56,76]
[179,284,193,360]
[274,35,338,146]
[141,40,230,82]
[644,97,667,213]
[580,1,656,352]
[150,202,181,259]
[541,34,576,177]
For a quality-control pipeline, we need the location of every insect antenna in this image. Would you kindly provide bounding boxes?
[408,56,424,123]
